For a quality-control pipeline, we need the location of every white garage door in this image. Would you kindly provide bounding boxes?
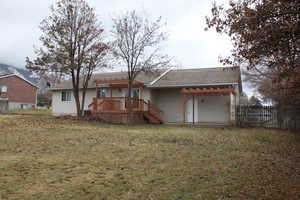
[197,96,230,124]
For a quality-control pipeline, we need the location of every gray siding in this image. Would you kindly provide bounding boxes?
[152,88,183,123]
[152,88,232,124]
[9,102,36,110]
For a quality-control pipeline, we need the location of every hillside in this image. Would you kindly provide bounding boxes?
[0,63,36,84]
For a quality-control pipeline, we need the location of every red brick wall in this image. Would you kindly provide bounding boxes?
[0,75,37,104]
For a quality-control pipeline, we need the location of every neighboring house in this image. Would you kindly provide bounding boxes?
[0,87,8,113]
[50,67,242,125]
[0,73,39,110]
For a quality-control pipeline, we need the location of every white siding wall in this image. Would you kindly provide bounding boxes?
[52,89,96,116]
[52,87,152,116]
[112,88,123,97]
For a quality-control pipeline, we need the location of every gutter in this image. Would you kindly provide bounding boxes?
[50,82,239,91]
[146,82,239,88]
[49,87,97,91]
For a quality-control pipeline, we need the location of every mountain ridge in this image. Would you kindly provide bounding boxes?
[0,63,36,84]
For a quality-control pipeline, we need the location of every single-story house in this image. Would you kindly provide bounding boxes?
[50,67,242,125]
[0,73,39,110]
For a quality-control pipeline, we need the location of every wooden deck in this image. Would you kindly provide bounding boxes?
[88,97,163,124]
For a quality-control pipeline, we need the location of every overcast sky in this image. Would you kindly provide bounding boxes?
[0,0,233,70]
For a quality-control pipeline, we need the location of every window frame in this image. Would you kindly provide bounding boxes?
[97,88,108,98]
[123,88,140,99]
[61,91,72,102]
[132,88,140,99]
[0,85,7,93]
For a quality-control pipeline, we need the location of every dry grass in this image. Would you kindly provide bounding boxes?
[9,109,51,116]
[0,115,300,200]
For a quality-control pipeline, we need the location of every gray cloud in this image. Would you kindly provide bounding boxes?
[0,0,231,69]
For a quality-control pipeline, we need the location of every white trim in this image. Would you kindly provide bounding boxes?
[149,67,174,86]
[0,74,39,88]
[50,82,239,91]
[147,82,238,88]
[61,90,72,102]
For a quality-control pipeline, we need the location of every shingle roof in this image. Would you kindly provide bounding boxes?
[51,67,241,90]
[150,67,241,88]
[51,71,163,90]
[0,74,39,88]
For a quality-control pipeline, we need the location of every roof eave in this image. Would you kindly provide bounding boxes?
[146,82,239,89]
[51,82,239,90]
[49,86,97,91]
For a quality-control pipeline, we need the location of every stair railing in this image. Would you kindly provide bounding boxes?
[141,100,163,121]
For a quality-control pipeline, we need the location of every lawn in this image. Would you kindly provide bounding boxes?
[0,114,300,200]
[9,109,51,116]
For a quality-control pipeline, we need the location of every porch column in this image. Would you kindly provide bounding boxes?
[192,95,195,124]
[140,86,144,99]
[182,94,187,124]
[230,92,236,125]
[140,86,144,111]
[96,84,99,98]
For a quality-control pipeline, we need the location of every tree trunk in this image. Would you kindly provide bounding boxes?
[81,88,87,117]
[73,88,81,117]
[127,79,133,124]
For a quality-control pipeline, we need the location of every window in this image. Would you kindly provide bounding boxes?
[61,91,72,102]
[20,104,28,110]
[0,85,7,93]
[123,88,140,98]
[132,89,140,98]
[97,89,107,98]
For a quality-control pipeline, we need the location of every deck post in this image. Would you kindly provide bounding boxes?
[96,84,99,98]
[193,95,195,124]
[93,98,97,113]
[140,87,144,111]
[148,100,150,111]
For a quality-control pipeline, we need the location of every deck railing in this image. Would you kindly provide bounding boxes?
[88,97,163,119]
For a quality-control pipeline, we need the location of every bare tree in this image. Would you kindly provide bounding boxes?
[26,0,108,116]
[111,10,170,123]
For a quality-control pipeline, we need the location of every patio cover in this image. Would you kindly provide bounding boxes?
[181,87,234,96]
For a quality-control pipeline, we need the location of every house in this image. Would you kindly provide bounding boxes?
[0,73,39,110]
[51,67,242,125]
[0,90,8,113]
